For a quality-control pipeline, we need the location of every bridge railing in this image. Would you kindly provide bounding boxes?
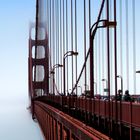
[29,0,140,139]
[34,100,111,140]
[35,95,140,139]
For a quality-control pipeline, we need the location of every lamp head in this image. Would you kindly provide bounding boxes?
[103,20,117,28]
[72,51,78,56]
[58,64,63,67]
[136,70,140,73]
[102,79,106,81]
[50,71,55,74]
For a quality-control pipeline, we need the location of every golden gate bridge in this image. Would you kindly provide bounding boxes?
[28,0,140,139]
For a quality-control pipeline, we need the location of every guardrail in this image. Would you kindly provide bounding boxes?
[35,95,140,140]
[34,101,111,140]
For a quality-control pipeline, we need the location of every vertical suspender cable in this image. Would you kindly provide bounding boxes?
[95,37,98,94]
[109,0,113,95]
[53,0,55,67]
[130,1,136,139]
[52,0,55,94]
[132,0,136,94]
[98,29,101,95]
[62,0,65,94]
[66,0,69,93]
[55,0,57,94]
[46,0,49,92]
[55,0,57,67]
[58,0,60,94]
[49,0,52,70]
[53,0,56,93]
[34,0,39,83]
[114,0,118,131]
[119,1,123,137]
[89,0,91,96]
[48,0,52,93]
[63,0,65,56]
[125,0,129,90]
[95,34,98,94]
[120,0,123,88]
[57,1,61,92]
[89,0,91,75]
[109,0,113,130]
[102,13,105,95]
[47,0,49,37]
[46,0,48,38]
[60,0,62,94]
[83,0,87,122]
[106,0,111,137]
[97,30,101,126]
[56,2,59,94]
[50,0,52,93]
[71,0,74,91]
[75,0,78,95]
[54,0,56,69]
[84,0,87,91]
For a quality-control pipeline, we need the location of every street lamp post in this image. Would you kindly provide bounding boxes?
[84,84,89,90]
[90,20,116,98]
[62,51,78,109]
[63,51,78,96]
[50,64,63,95]
[94,82,97,95]
[69,89,72,95]
[117,75,123,95]
[78,85,82,95]
[136,70,140,94]
[102,78,108,96]
[84,84,89,96]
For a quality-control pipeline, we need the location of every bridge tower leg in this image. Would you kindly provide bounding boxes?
[28,22,49,118]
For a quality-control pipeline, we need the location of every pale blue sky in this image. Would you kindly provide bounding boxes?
[0,0,35,99]
[0,1,44,140]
